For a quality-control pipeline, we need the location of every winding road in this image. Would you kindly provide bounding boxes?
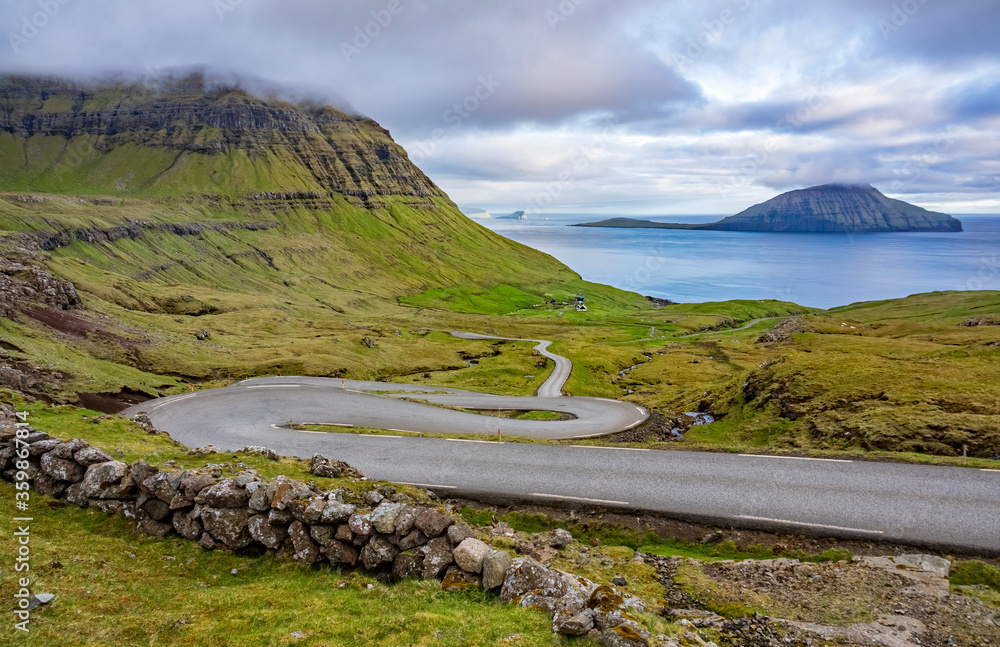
[123,332,1000,554]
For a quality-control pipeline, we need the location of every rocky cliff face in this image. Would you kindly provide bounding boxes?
[0,74,447,201]
[709,184,962,233]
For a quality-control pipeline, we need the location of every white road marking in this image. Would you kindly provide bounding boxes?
[396,482,457,489]
[531,493,629,506]
[982,469,1000,473]
[739,454,853,463]
[446,438,503,444]
[151,393,197,409]
[737,515,884,535]
[357,434,403,439]
[247,384,301,389]
[570,445,649,451]
[634,406,645,414]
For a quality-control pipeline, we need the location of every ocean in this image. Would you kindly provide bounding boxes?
[479,215,1000,309]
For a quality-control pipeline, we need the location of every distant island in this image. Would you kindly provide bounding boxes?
[574,184,963,233]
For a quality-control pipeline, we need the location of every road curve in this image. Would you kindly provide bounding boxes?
[449,331,571,397]
[123,382,1000,553]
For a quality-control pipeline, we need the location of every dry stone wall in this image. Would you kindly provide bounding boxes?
[0,418,654,647]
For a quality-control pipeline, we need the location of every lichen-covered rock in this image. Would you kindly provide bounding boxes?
[500,558,570,603]
[321,539,359,566]
[199,532,217,550]
[360,535,399,570]
[482,549,513,590]
[268,477,315,510]
[310,454,342,478]
[65,482,88,507]
[248,514,288,549]
[27,438,60,457]
[600,624,649,647]
[173,509,204,541]
[398,529,428,552]
[143,497,172,521]
[319,501,355,524]
[370,501,405,534]
[33,472,68,497]
[136,516,173,538]
[74,445,113,467]
[80,461,130,499]
[142,471,182,503]
[268,508,295,526]
[392,552,423,580]
[421,536,455,579]
[415,508,453,538]
[441,566,481,591]
[335,524,354,543]
[198,479,250,508]
[363,489,385,506]
[393,506,418,537]
[308,524,337,546]
[50,438,88,459]
[89,499,138,519]
[348,513,373,536]
[121,460,158,490]
[287,521,324,564]
[200,507,253,550]
[453,537,490,574]
[553,608,595,636]
[447,523,475,545]
[40,452,84,482]
[178,471,217,503]
[288,496,327,524]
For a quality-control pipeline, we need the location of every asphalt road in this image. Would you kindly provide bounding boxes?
[449,331,572,398]
[124,377,1000,553]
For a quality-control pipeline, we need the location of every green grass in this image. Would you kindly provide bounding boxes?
[951,560,1000,592]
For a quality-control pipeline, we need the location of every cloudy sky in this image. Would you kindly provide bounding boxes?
[2,0,998,215]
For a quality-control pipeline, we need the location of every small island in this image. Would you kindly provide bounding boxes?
[574,184,963,233]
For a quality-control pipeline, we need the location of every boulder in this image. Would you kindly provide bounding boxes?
[601,624,649,647]
[553,608,594,636]
[64,482,88,507]
[200,507,253,550]
[80,461,130,499]
[74,446,113,466]
[482,549,513,590]
[50,438,88,459]
[335,524,354,543]
[453,537,490,574]
[248,514,288,549]
[309,524,337,546]
[310,454,342,478]
[319,501,356,524]
[287,521,324,564]
[268,508,295,526]
[500,558,570,603]
[441,566,481,591]
[136,516,173,538]
[321,540,359,567]
[199,533,217,550]
[142,471,182,503]
[421,537,454,579]
[393,506,418,536]
[178,471,217,501]
[360,535,399,570]
[89,499,138,519]
[267,476,315,510]
[392,552,423,580]
[121,460,158,490]
[370,501,405,534]
[348,513,373,536]
[363,490,385,506]
[33,473,68,497]
[27,438,60,456]
[288,496,327,525]
[398,529,428,552]
[198,479,250,508]
[248,483,272,511]
[143,498,172,522]
[551,528,573,548]
[415,508,453,538]
[447,523,475,545]
[173,510,204,541]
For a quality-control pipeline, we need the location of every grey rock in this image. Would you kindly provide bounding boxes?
[321,539,359,566]
[551,528,573,548]
[74,446,113,466]
[393,506,418,536]
[287,521,324,564]
[143,498,172,521]
[310,454,342,478]
[248,514,288,549]
[415,508,453,538]
[500,558,570,603]
[80,461,130,499]
[392,552,423,580]
[64,482,88,507]
[319,501,355,524]
[441,566,481,591]
[335,524,354,543]
[33,472,68,497]
[348,513,373,536]
[51,438,88,459]
[121,460,158,490]
[136,516,174,538]
[200,507,253,550]
[199,532,217,550]
[288,496,326,525]
[360,535,399,570]
[482,549,513,590]
[268,477,314,510]
[421,537,454,579]
[370,501,405,534]
[173,509,204,541]
[142,471,180,503]
[447,523,475,545]
[27,438,60,457]
[248,484,272,512]
[198,479,250,508]
[398,529,428,552]
[611,577,628,587]
[453,537,490,574]
[89,499,138,519]
[309,524,337,546]
[600,624,649,647]
[363,489,384,506]
[268,508,295,526]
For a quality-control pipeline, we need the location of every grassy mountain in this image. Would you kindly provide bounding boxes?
[0,74,647,401]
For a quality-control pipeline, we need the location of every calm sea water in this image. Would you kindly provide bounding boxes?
[480,215,1000,309]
